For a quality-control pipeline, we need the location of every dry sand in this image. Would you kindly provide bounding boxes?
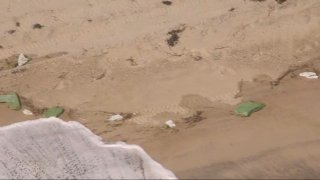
[1,0,320,178]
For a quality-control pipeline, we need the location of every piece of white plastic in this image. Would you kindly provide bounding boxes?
[22,109,33,116]
[18,53,29,66]
[165,120,176,128]
[0,118,176,179]
[299,72,318,79]
[109,114,124,121]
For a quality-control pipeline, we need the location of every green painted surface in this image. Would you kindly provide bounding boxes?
[43,107,64,118]
[235,101,265,117]
[0,92,21,110]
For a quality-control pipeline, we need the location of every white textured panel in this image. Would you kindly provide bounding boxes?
[0,118,176,179]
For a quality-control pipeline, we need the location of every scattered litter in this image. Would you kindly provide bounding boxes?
[0,92,21,110]
[16,22,20,27]
[162,1,172,5]
[22,109,33,116]
[229,7,235,12]
[33,23,44,29]
[109,114,124,121]
[0,45,3,49]
[235,101,265,117]
[299,72,318,79]
[43,107,64,118]
[18,53,29,66]
[165,120,176,128]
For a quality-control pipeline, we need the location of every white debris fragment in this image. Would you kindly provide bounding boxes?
[22,109,33,116]
[299,72,319,79]
[109,114,124,121]
[18,53,29,66]
[165,120,176,128]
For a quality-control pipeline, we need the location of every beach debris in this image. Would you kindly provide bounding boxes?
[166,25,186,47]
[33,23,44,29]
[165,120,176,128]
[162,1,172,5]
[235,101,265,117]
[0,45,3,49]
[109,114,124,121]
[16,22,20,27]
[183,111,205,123]
[22,109,33,116]
[126,57,138,66]
[43,107,64,118]
[7,29,16,34]
[18,53,29,66]
[229,7,235,12]
[299,72,318,79]
[275,0,286,4]
[0,92,21,110]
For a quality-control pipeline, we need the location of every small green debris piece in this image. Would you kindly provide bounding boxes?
[43,107,64,118]
[234,101,265,117]
[0,92,21,110]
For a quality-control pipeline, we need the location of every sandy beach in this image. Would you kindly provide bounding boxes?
[1,0,320,178]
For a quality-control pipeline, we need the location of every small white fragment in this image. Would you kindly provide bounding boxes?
[299,72,319,79]
[22,109,33,116]
[165,120,176,128]
[18,53,29,66]
[109,114,124,121]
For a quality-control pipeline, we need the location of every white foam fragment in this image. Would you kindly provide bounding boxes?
[22,109,33,116]
[109,114,124,121]
[18,53,29,66]
[299,72,318,79]
[0,118,176,179]
[165,120,176,128]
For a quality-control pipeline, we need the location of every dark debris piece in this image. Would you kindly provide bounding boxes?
[0,45,3,49]
[275,0,286,4]
[126,58,138,66]
[183,111,205,124]
[33,23,44,29]
[166,26,186,47]
[229,7,235,12]
[7,30,16,34]
[162,1,172,5]
[16,22,20,27]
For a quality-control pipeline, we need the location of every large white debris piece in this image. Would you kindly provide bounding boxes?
[0,118,176,179]
[18,53,29,66]
[165,120,176,128]
[109,114,124,121]
[299,72,318,79]
[22,109,33,116]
